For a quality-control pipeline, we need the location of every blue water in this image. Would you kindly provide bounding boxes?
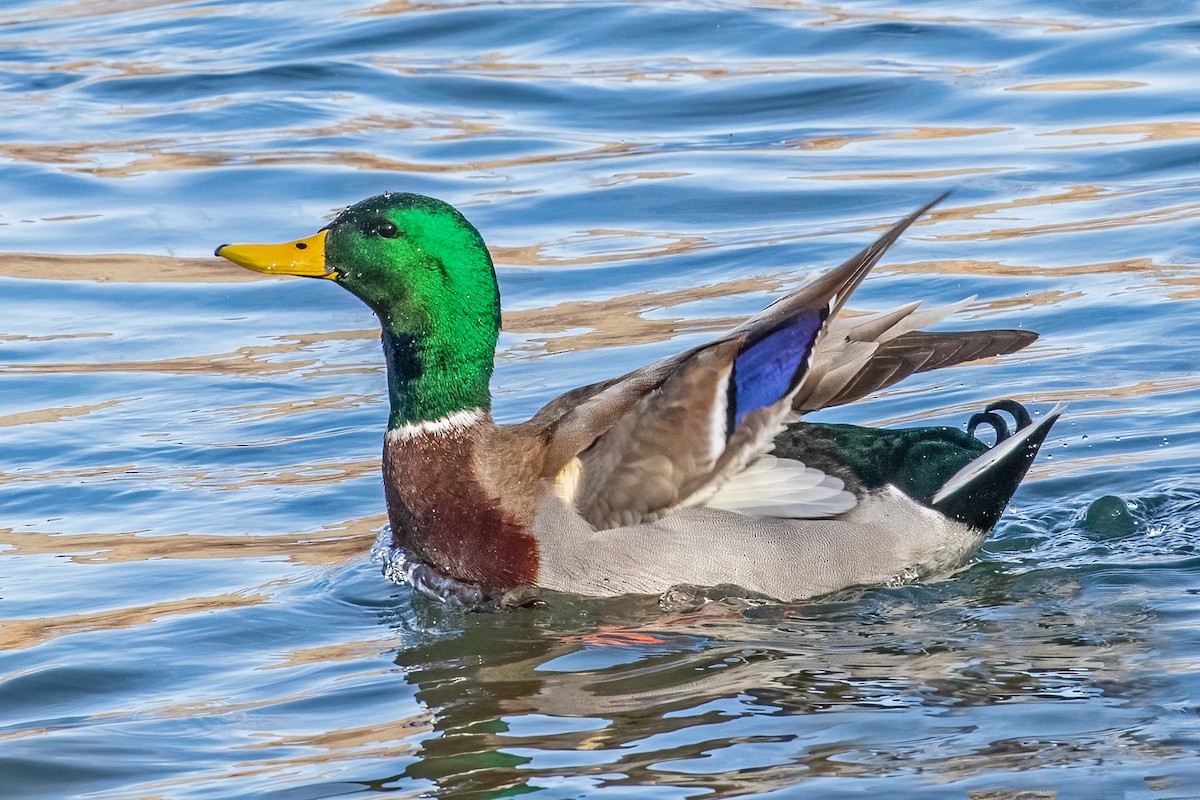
[3,1,1200,797]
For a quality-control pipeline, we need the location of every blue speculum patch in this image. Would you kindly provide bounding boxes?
[729,308,825,433]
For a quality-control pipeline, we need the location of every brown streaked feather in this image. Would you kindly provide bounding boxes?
[531,197,955,527]
[811,328,1038,411]
[573,340,740,528]
[791,294,1038,414]
[530,195,952,482]
[530,353,691,476]
[525,196,945,455]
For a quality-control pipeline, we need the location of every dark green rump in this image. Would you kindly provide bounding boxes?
[773,422,988,505]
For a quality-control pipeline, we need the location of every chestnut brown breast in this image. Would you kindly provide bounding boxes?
[382,429,540,590]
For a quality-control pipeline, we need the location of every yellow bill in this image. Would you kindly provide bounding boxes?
[214,230,333,278]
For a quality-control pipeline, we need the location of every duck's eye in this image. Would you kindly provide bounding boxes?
[371,220,400,238]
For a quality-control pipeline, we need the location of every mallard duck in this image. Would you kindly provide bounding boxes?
[216,192,1058,604]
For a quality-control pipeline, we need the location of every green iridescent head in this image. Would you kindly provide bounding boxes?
[216,193,501,427]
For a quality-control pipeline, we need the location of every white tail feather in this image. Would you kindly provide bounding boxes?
[931,403,1066,505]
[705,455,857,519]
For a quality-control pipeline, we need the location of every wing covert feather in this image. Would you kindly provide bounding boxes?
[522,194,1042,528]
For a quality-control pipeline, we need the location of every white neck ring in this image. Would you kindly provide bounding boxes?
[385,407,486,442]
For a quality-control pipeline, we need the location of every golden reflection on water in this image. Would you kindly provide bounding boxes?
[130,710,433,795]
[371,53,981,82]
[79,689,434,800]
[0,463,141,487]
[0,456,360,493]
[789,1,1104,33]
[213,461,380,490]
[0,399,123,428]
[919,184,1127,224]
[913,366,1200,409]
[3,243,1190,381]
[39,58,170,79]
[0,0,195,25]
[356,0,1107,36]
[0,331,109,343]
[1,329,381,376]
[889,256,1175,278]
[0,138,649,179]
[810,166,1006,181]
[1,346,319,376]
[3,183,1167,288]
[0,591,267,652]
[263,639,396,670]
[1044,120,1200,148]
[219,394,383,423]
[1007,80,1146,92]
[10,265,772,367]
[154,718,431,799]
[970,289,1085,313]
[933,201,1200,242]
[4,246,1185,388]
[492,228,714,268]
[504,274,781,354]
[589,171,691,188]
[790,126,1010,151]
[236,717,429,756]
[0,517,382,566]
[0,252,260,283]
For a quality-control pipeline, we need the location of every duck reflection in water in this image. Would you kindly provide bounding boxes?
[374,573,1172,799]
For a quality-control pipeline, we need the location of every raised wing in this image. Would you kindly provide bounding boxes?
[811,327,1036,411]
[537,195,949,529]
[792,299,1037,412]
